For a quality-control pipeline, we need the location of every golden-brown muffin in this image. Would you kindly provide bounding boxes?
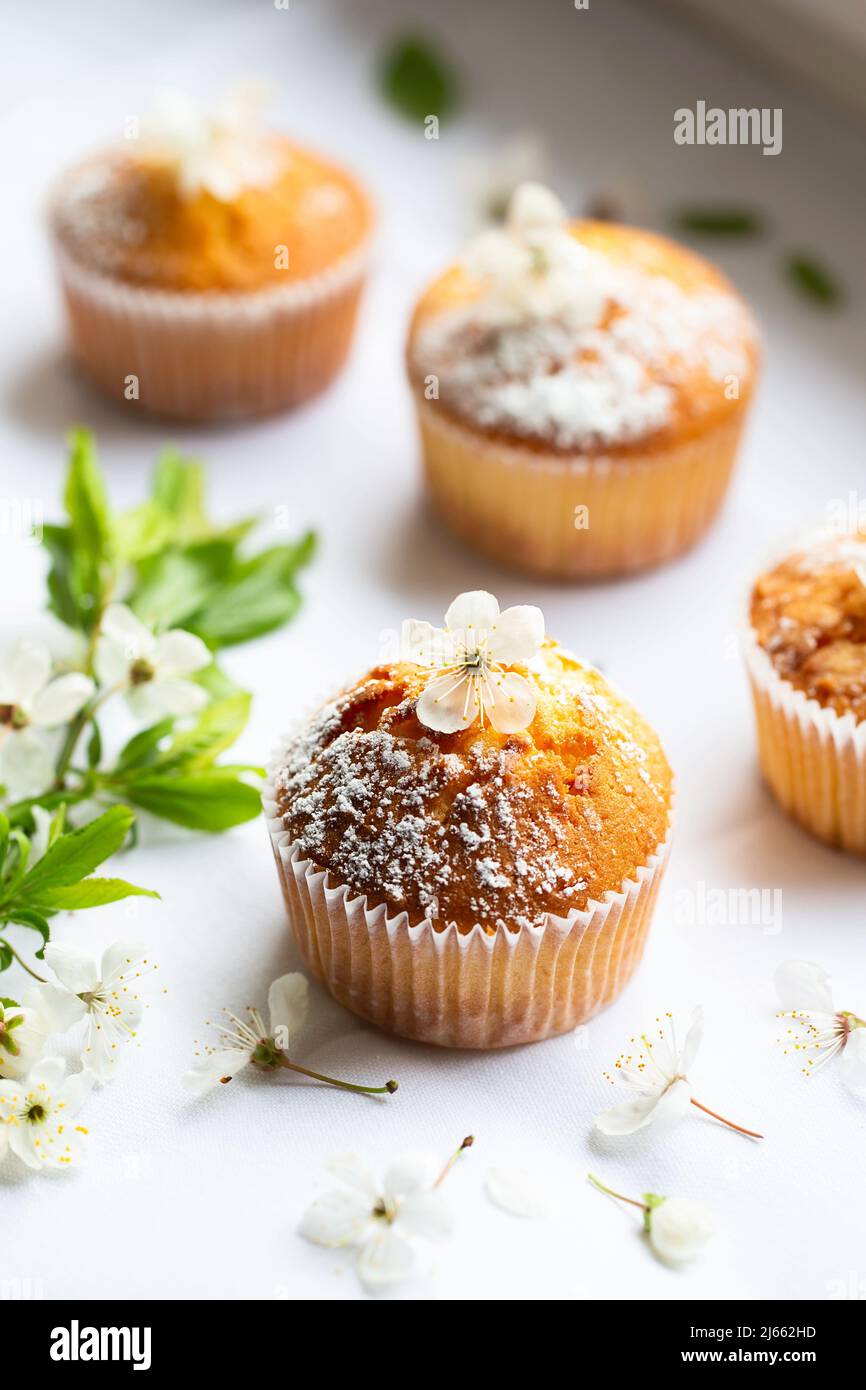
[265,597,673,1047]
[406,184,759,577]
[49,96,373,421]
[745,530,866,854]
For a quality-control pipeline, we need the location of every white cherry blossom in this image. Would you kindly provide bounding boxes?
[462,181,608,326]
[183,973,309,1095]
[402,590,544,735]
[0,999,47,1081]
[140,81,281,201]
[300,1151,454,1290]
[0,639,93,798]
[595,1007,763,1141]
[589,1174,713,1266]
[775,960,866,1092]
[0,1057,92,1171]
[94,604,210,722]
[32,942,155,1085]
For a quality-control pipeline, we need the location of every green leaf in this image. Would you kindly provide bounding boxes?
[17,806,135,899]
[379,36,458,122]
[674,206,765,236]
[122,772,261,831]
[0,998,19,1009]
[3,909,51,957]
[87,721,103,769]
[41,524,80,628]
[0,813,8,874]
[31,878,159,911]
[784,252,844,307]
[115,718,176,773]
[0,943,12,973]
[186,535,316,647]
[135,694,251,775]
[63,428,113,627]
[131,540,235,630]
[113,501,176,564]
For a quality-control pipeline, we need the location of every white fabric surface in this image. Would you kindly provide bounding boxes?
[1,0,865,1301]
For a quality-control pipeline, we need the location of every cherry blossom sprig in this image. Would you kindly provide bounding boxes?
[775,960,866,1091]
[402,590,544,734]
[588,1173,714,1265]
[183,973,398,1099]
[595,1007,764,1141]
[300,1136,473,1290]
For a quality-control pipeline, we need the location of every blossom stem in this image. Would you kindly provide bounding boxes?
[587,1172,648,1211]
[433,1135,475,1189]
[690,1096,763,1139]
[0,938,47,983]
[277,1055,398,1096]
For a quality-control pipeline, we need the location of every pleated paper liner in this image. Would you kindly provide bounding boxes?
[52,239,371,423]
[264,760,673,1049]
[744,625,866,855]
[413,392,749,579]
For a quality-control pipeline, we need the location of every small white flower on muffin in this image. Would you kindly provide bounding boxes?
[588,1174,713,1266]
[94,604,210,722]
[461,181,607,326]
[595,1008,763,1141]
[140,81,281,201]
[0,639,94,799]
[402,590,544,735]
[300,1138,471,1291]
[775,960,866,1091]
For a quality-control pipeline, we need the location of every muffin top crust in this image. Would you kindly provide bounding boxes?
[275,643,672,935]
[52,139,372,293]
[407,184,759,456]
[750,532,866,722]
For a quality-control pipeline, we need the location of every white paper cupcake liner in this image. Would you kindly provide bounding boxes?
[412,393,750,579]
[51,238,371,422]
[263,755,673,1049]
[744,625,866,854]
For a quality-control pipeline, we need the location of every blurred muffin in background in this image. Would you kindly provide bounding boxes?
[407,182,759,578]
[745,529,866,854]
[264,589,673,1048]
[49,84,373,421]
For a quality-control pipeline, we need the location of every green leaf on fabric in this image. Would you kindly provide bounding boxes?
[784,252,844,307]
[17,806,134,898]
[122,772,261,831]
[380,36,458,121]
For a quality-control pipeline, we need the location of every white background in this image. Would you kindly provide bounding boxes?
[1,0,865,1302]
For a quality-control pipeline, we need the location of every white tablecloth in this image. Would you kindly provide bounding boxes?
[2,0,865,1301]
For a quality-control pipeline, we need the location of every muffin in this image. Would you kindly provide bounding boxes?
[49,86,373,421]
[746,530,866,854]
[406,183,759,578]
[264,590,673,1048]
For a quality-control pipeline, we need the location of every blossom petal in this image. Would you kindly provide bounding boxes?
[93,635,130,687]
[0,730,53,801]
[679,1005,704,1073]
[775,960,835,1015]
[100,941,147,985]
[594,1092,662,1136]
[128,677,208,720]
[299,1189,374,1248]
[100,604,155,662]
[652,1076,692,1126]
[840,1027,866,1095]
[463,229,527,281]
[649,1197,714,1264]
[30,673,94,728]
[0,640,51,705]
[485,670,537,733]
[356,1226,417,1289]
[25,1056,67,1091]
[182,1048,250,1094]
[399,1192,454,1240]
[325,1153,379,1197]
[508,181,566,231]
[383,1152,439,1199]
[25,981,86,1035]
[43,943,98,995]
[267,973,309,1041]
[485,1165,548,1218]
[416,672,477,734]
[444,590,500,639]
[155,628,211,675]
[60,1070,94,1116]
[487,605,545,664]
[400,619,456,668]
